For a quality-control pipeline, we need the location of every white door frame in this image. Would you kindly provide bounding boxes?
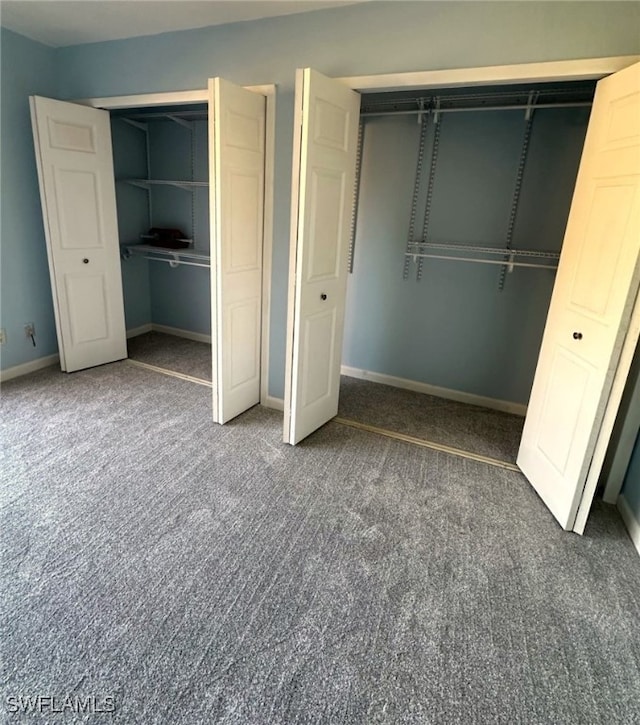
[328,56,640,522]
[574,286,640,531]
[77,85,276,408]
[337,56,640,92]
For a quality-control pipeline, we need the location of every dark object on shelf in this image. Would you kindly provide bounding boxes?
[141,228,190,249]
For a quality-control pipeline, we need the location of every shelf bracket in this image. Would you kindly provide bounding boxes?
[126,179,151,190]
[524,90,536,122]
[166,114,193,130]
[433,97,441,127]
[167,181,196,192]
[120,118,148,133]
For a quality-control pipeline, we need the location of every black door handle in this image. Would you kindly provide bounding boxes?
[573,331,583,340]
[82,258,89,264]
[320,293,327,301]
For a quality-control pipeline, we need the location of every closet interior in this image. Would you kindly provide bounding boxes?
[339,80,597,462]
[112,103,213,382]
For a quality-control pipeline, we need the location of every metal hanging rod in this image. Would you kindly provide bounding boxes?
[121,243,210,266]
[361,101,591,118]
[407,242,560,260]
[139,255,210,269]
[404,252,557,271]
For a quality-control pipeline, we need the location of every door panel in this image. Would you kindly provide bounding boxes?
[65,275,109,343]
[518,62,640,530]
[210,78,265,424]
[47,118,96,152]
[284,69,361,444]
[535,349,590,473]
[228,299,261,390]
[301,308,337,407]
[54,170,104,248]
[30,96,127,372]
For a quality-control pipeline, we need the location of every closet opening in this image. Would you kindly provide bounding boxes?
[112,103,213,385]
[339,80,597,465]
[284,59,639,532]
[31,80,274,424]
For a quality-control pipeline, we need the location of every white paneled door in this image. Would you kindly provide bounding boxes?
[518,61,640,530]
[30,96,127,372]
[210,78,266,423]
[284,69,361,444]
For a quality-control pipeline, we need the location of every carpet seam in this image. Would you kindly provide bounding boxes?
[333,417,520,472]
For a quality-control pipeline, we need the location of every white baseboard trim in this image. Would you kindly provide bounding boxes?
[263,395,284,411]
[150,324,212,344]
[1,325,208,382]
[126,324,153,338]
[127,323,212,344]
[0,354,60,382]
[617,495,640,558]
[340,366,527,417]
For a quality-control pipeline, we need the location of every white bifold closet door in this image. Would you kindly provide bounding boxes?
[30,96,127,372]
[517,61,640,531]
[210,78,266,424]
[31,80,266,427]
[283,69,361,444]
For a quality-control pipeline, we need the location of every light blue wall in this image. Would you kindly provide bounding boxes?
[619,350,640,522]
[621,434,640,519]
[0,28,58,369]
[112,114,211,334]
[111,117,152,330]
[3,2,640,391]
[51,1,640,396]
[149,263,211,335]
[343,107,589,403]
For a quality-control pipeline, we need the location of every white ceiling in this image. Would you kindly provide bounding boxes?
[0,1,359,48]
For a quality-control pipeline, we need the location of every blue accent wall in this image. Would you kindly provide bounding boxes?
[0,29,58,369]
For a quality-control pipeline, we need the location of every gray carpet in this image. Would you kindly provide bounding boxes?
[1,364,639,724]
[339,376,525,463]
[127,331,212,381]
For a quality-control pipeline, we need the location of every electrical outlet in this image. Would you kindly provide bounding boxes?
[24,323,35,339]
[0,329,6,344]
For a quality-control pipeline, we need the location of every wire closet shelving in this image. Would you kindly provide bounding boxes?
[116,104,210,270]
[350,83,595,287]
